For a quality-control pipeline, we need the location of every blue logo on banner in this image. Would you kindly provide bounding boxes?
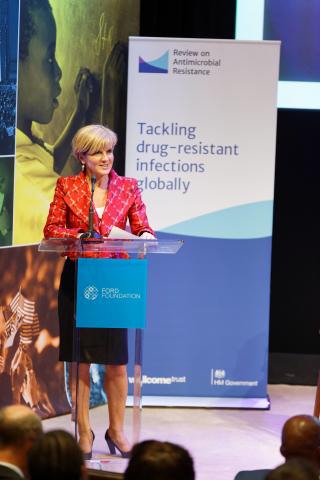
[139,51,169,73]
[76,258,148,328]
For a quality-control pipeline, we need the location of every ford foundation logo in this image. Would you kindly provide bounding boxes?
[83,285,99,300]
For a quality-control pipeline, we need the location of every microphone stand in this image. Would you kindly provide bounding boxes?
[80,175,103,240]
[75,175,102,440]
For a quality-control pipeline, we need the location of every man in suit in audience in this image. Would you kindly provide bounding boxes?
[0,405,43,480]
[234,414,320,480]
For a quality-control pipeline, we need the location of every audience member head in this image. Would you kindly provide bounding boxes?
[27,429,86,480]
[0,405,43,474]
[280,415,320,467]
[124,439,195,480]
[266,458,319,480]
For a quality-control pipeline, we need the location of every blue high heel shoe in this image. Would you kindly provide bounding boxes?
[83,430,95,460]
[105,429,130,458]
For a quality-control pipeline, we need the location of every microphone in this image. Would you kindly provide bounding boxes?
[80,174,103,240]
[88,175,96,232]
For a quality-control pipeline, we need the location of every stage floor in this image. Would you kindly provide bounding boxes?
[43,384,316,480]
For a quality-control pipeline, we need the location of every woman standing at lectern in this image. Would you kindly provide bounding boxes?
[43,124,155,459]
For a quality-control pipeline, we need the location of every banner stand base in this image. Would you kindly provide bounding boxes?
[127,395,270,410]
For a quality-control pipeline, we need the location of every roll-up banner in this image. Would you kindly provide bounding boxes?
[126,37,280,407]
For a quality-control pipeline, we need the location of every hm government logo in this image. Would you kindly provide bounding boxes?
[213,369,226,379]
[210,368,259,387]
[83,285,99,301]
[210,369,226,386]
[139,50,169,73]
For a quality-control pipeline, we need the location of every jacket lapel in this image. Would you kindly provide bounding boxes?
[100,169,120,228]
[64,172,91,225]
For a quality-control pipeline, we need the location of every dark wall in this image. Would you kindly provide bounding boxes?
[140,0,320,356]
[270,110,320,354]
[140,0,235,39]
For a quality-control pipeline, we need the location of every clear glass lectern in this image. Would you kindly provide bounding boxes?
[38,238,183,452]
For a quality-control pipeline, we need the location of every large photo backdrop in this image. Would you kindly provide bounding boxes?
[0,0,139,416]
[126,37,280,405]
[13,0,139,246]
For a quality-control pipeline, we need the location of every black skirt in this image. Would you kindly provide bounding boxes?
[58,258,128,364]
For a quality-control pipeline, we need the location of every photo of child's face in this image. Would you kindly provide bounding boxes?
[18,7,62,126]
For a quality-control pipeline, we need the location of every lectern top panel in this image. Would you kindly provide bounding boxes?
[38,238,183,255]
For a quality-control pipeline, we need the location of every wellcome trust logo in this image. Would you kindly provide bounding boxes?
[82,286,141,301]
[128,375,187,385]
[139,50,169,73]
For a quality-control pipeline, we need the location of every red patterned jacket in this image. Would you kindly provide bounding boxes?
[43,170,154,251]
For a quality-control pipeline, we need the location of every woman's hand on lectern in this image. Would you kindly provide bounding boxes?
[140,232,156,240]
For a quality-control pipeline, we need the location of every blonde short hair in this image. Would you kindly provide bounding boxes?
[72,124,118,160]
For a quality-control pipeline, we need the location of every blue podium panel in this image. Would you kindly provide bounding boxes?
[76,258,148,328]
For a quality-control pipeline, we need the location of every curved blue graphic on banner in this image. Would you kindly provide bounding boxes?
[128,231,272,398]
[161,200,273,239]
[139,51,169,73]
